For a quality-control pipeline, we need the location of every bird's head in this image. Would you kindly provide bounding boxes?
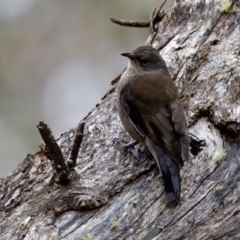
[121,46,168,74]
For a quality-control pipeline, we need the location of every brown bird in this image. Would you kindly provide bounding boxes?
[116,46,189,203]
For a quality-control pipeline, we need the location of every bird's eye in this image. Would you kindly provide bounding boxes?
[140,58,149,64]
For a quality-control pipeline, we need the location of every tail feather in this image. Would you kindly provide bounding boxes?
[146,138,181,203]
[160,153,180,203]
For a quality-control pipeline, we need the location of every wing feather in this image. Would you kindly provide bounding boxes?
[120,72,189,165]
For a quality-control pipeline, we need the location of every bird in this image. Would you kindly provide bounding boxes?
[116,45,189,204]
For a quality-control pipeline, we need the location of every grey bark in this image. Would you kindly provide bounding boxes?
[0,0,240,239]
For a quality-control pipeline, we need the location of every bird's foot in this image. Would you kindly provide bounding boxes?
[113,138,139,159]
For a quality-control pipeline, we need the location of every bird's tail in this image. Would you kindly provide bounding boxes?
[146,138,181,204]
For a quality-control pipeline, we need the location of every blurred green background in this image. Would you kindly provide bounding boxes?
[0,0,173,177]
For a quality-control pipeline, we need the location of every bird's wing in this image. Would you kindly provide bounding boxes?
[120,72,189,166]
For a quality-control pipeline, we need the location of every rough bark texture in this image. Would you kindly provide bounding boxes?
[0,1,240,239]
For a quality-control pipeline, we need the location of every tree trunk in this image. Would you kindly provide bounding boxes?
[0,1,240,239]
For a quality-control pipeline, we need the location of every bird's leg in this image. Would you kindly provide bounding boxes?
[121,140,139,149]
[113,137,139,149]
[113,138,139,159]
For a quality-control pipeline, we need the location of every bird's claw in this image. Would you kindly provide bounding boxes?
[113,138,139,159]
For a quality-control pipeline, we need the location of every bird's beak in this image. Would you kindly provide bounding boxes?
[121,52,136,60]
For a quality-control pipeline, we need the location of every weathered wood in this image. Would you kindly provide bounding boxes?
[0,1,240,239]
